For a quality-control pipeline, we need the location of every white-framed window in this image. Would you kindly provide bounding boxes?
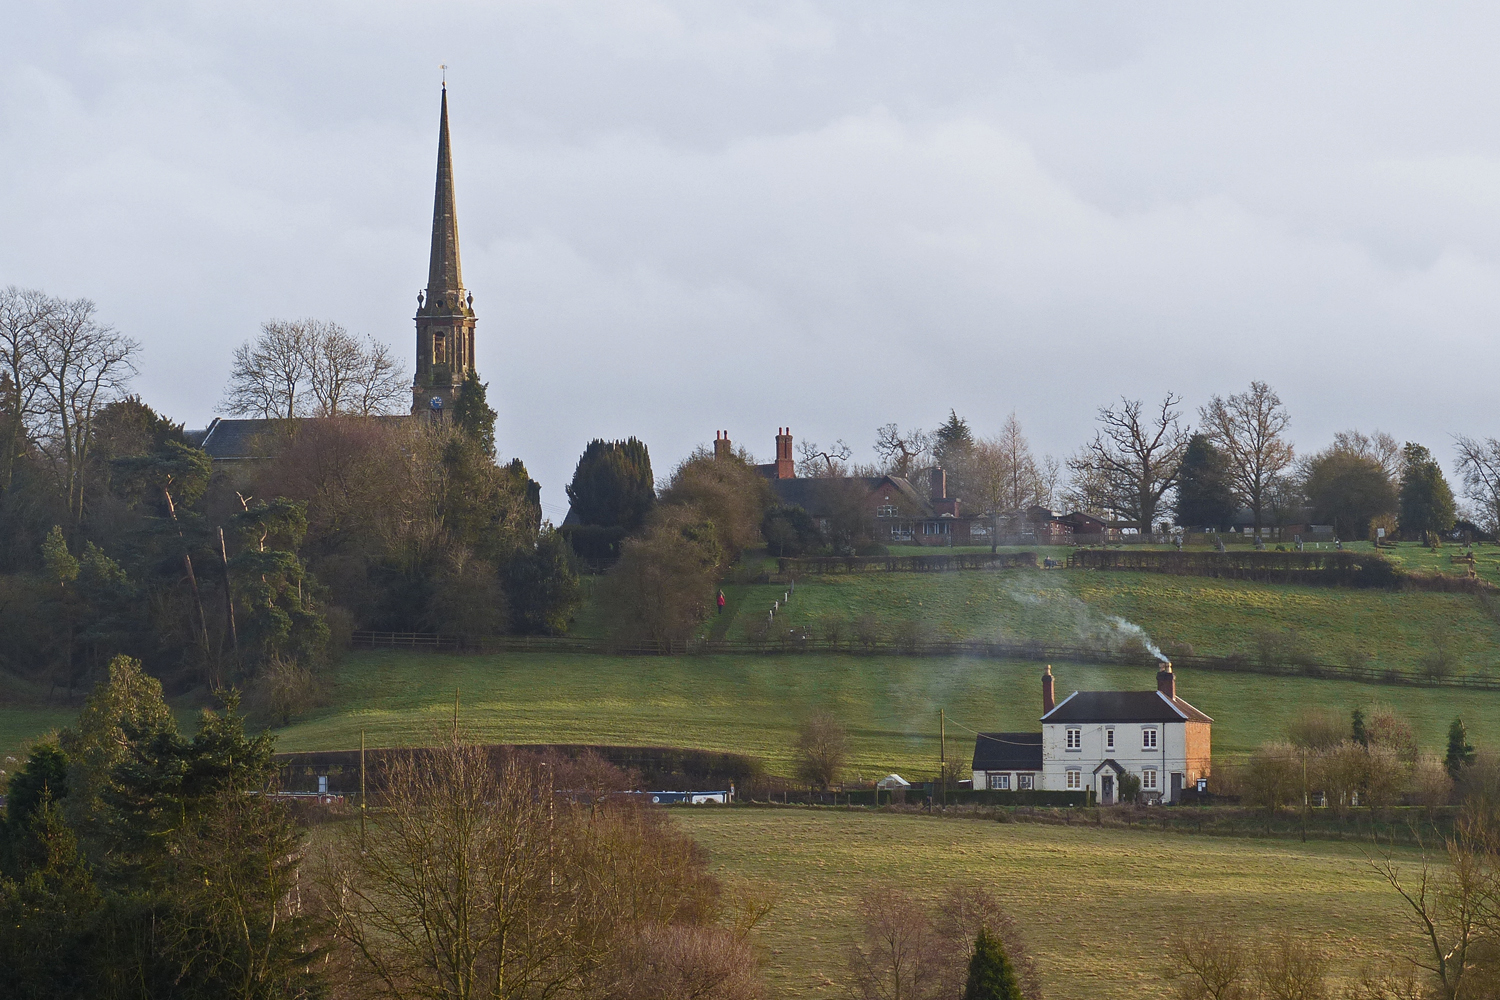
[1066,769,1082,790]
[1105,728,1115,751]
[1017,774,1034,790]
[970,523,990,536]
[876,504,898,518]
[890,525,913,541]
[1142,727,1158,750]
[1066,728,1081,751]
[987,772,1010,790]
[1142,768,1158,790]
[924,521,950,535]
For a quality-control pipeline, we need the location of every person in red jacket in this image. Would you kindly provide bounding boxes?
[717,590,726,614]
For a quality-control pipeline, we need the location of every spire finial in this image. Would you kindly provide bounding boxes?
[441,63,447,87]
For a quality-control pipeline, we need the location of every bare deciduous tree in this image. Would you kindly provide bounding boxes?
[0,286,52,493]
[1368,810,1500,1000]
[1331,429,1404,482]
[1453,434,1500,535]
[1165,924,1251,1000]
[1068,394,1189,531]
[224,318,407,420]
[225,320,310,419]
[320,737,725,1000]
[1200,382,1295,534]
[874,424,932,479]
[932,885,1039,1000]
[1254,932,1329,1000]
[846,886,940,1000]
[969,413,1046,518]
[797,438,854,478]
[33,296,140,522]
[795,709,848,790]
[604,925,761,1000]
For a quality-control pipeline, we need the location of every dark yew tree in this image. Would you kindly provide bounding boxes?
[1399,443,1457,540]
[1175,434,1237,530]
[566,437,655,531]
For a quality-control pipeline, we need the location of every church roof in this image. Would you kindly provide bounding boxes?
[426,85,463,298]
[189,416,412,461]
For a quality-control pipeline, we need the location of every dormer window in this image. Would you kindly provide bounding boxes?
[1066,728,1081,751]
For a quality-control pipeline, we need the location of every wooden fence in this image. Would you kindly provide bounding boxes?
[778,551,1038,575]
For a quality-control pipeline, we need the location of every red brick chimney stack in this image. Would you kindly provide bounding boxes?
[1042,664,1055,715]
[775,427,794,479]
[930,467,946,501]
[714,430,731,461]
[1157,662,1175,700]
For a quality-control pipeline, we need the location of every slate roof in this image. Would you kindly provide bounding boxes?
[1041,690,1212,725]
[765,475,935,518]
[189,416,413,461]
[970,732,1043,772]
[193,418,280,461]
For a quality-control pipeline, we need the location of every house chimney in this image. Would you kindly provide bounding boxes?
[930,466,946,501]
[1157,662,1175,700]
[714,430,731,461]
[1042,664,1055,715]
[775,427,794,480]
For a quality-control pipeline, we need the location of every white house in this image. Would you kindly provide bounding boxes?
[971,664,1212,804]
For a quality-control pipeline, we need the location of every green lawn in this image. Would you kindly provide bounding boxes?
[677,808,1428,999]
[726,567,1500,676]
[242,650,1500,776]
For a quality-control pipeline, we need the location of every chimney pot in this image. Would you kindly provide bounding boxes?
[1157,662,1175,700]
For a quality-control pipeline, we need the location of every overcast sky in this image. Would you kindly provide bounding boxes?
[5,4,1500,519]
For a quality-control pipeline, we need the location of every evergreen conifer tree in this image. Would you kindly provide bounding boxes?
[452,367,497,458]
[1175,434,1237,530]
[963,928,1023,1000]
[1446,717,1476,779]
[1399,443,1457,540]
[1351,707,1367,746]
[565,438,655,530]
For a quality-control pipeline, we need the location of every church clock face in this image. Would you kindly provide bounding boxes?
[430,396,444,411]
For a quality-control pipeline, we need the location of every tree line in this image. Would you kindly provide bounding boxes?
[0,289,580,717]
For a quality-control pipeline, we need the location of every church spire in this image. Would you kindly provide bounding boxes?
[426,85,463,296]
[412,82,478,418]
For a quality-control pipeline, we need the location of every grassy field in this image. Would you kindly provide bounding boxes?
[726,566,1500,676]
[235,651,1500,776]
[677,808,1427,999]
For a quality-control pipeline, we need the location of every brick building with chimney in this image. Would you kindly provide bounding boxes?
[970,664,1212,804]
[720,427,992,546]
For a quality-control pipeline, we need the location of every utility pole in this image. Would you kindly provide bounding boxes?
[1301,748,1309,843]
[939,709,947,809]
[360,728,367,849]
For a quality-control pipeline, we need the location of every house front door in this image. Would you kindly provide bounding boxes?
[1100,774,1115,805]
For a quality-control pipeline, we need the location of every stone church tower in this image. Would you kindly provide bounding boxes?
[411,85,476,418]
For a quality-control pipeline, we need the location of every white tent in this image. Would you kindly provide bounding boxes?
[876,773,911,790]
